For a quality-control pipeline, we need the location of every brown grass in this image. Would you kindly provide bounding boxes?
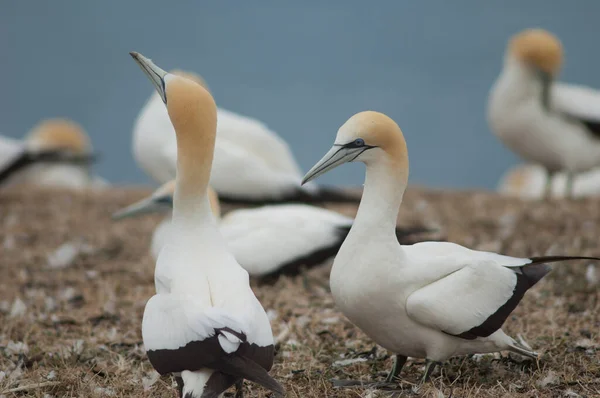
[0,186,599,398]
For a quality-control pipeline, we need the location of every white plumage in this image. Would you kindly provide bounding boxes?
[113,181,430,279]
[130,52,282,398]
[302,110,599,384]
[0,120,106,190]
[488,29,600,197]
[133,78,321,203]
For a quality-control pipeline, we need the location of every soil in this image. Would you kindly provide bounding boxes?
[0,186,598,397]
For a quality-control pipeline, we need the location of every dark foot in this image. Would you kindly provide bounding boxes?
[175,376,184,397]
[385,354,408,383]
[420,360,442,384]
[234,379,243,398]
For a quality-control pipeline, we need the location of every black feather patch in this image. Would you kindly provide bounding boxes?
[146,330,279,396]
[217,186,362,205]
[449,255,600,340]
[0,149,98,185]
[451,263,551,340]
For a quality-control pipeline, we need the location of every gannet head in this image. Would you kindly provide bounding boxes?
[112,180,221,220]
[130,52,217,187]
[508,28,563,77]
[302,111,408,184]
[26,118,92,155]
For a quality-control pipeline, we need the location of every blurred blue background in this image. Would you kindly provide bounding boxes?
[1,2,598,189]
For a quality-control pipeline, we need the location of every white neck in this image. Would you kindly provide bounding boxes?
[496,56,544,101]
[351,159,407,239]
[171,186,222,247]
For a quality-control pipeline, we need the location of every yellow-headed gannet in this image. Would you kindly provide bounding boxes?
[489,28,600,198]
[130,52,283,398]
[0,119,105,189]
[113,180,433,279]
[302,110,600,385]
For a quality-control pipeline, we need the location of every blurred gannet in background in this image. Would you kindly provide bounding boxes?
[133,70,359,204]
[497,163,600,199]
[489,28,600,198]
[0,119,105,189]
[130,52,283,398]
[302,110,600,385]
[113,180,433,279]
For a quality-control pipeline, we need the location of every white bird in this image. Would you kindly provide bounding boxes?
[133,69,358,204]
[488,28,600,198]
[113,180,433,279]
[301,110,600,385]
[497,163,600,199]
[130,52,283,398]
[0,119,106,190]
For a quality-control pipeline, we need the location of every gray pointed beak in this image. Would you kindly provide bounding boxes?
[302,145,365,185]
[130,51,168,104]
[111,195,172,221]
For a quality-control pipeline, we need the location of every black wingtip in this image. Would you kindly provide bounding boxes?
[218,356,285,396]
[529,255,600,264]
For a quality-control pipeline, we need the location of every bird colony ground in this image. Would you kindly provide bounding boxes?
[0,187,599,398]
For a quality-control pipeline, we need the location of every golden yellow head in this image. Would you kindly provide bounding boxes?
[338,111,408,162]
[26,118,91,154]
[163,75,217,143]
[302,111,408,184]
[509,28,563,75]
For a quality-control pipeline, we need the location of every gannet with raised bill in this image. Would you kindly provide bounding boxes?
[488,28,600,198]
[133,69,358,204]
[130,52,283,398]
[0,119,105,189]
[302,110,600,385]
[498,164,600,199]
[113,180,433,279]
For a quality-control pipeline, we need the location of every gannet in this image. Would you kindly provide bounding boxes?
[133,70,358,204]
[302,110,600,385]
[0,119,105,189]
[113,180,433,278]
[130,52,283,398]
[488,28,600,198]
[498,164,600,199]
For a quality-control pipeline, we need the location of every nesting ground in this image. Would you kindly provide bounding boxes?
[0,186,599,398]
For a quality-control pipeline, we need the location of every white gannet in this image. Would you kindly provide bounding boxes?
[133,70,358,204]
[301,110,600,385]
[130,52,283,398]
[488,28,600,198]
[498,163,600,199]
[113,180,433,279]
[0,119,106,189]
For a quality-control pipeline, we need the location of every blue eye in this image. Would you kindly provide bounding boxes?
[354,138,365,146]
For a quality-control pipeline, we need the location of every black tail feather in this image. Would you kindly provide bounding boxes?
[529,255,600,264]
[217,356,284,397]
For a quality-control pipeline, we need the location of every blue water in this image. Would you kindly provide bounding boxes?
[2,2,599,189]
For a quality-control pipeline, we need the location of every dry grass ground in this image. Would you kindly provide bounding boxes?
[0,186,599,398]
